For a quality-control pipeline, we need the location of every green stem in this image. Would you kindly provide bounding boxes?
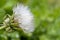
[0,25,6,30]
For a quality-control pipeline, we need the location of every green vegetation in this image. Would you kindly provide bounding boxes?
[0,0,60,40]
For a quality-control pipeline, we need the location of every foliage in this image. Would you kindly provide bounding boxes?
[0,0,60,40]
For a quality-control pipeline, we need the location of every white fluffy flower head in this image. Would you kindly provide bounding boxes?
[13,4,34,33]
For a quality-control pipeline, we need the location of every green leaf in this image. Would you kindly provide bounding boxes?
[7,31,20,40]
[3,0,18,10]
[39,35,50,40]
[0,0,6,8]
[0,9,5,23]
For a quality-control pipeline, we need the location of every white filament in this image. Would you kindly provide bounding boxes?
[13,4,34,33]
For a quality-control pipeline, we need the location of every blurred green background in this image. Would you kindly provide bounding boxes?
[0,0,60,40]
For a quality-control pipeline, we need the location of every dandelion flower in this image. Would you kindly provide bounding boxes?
[13,4,34,33]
